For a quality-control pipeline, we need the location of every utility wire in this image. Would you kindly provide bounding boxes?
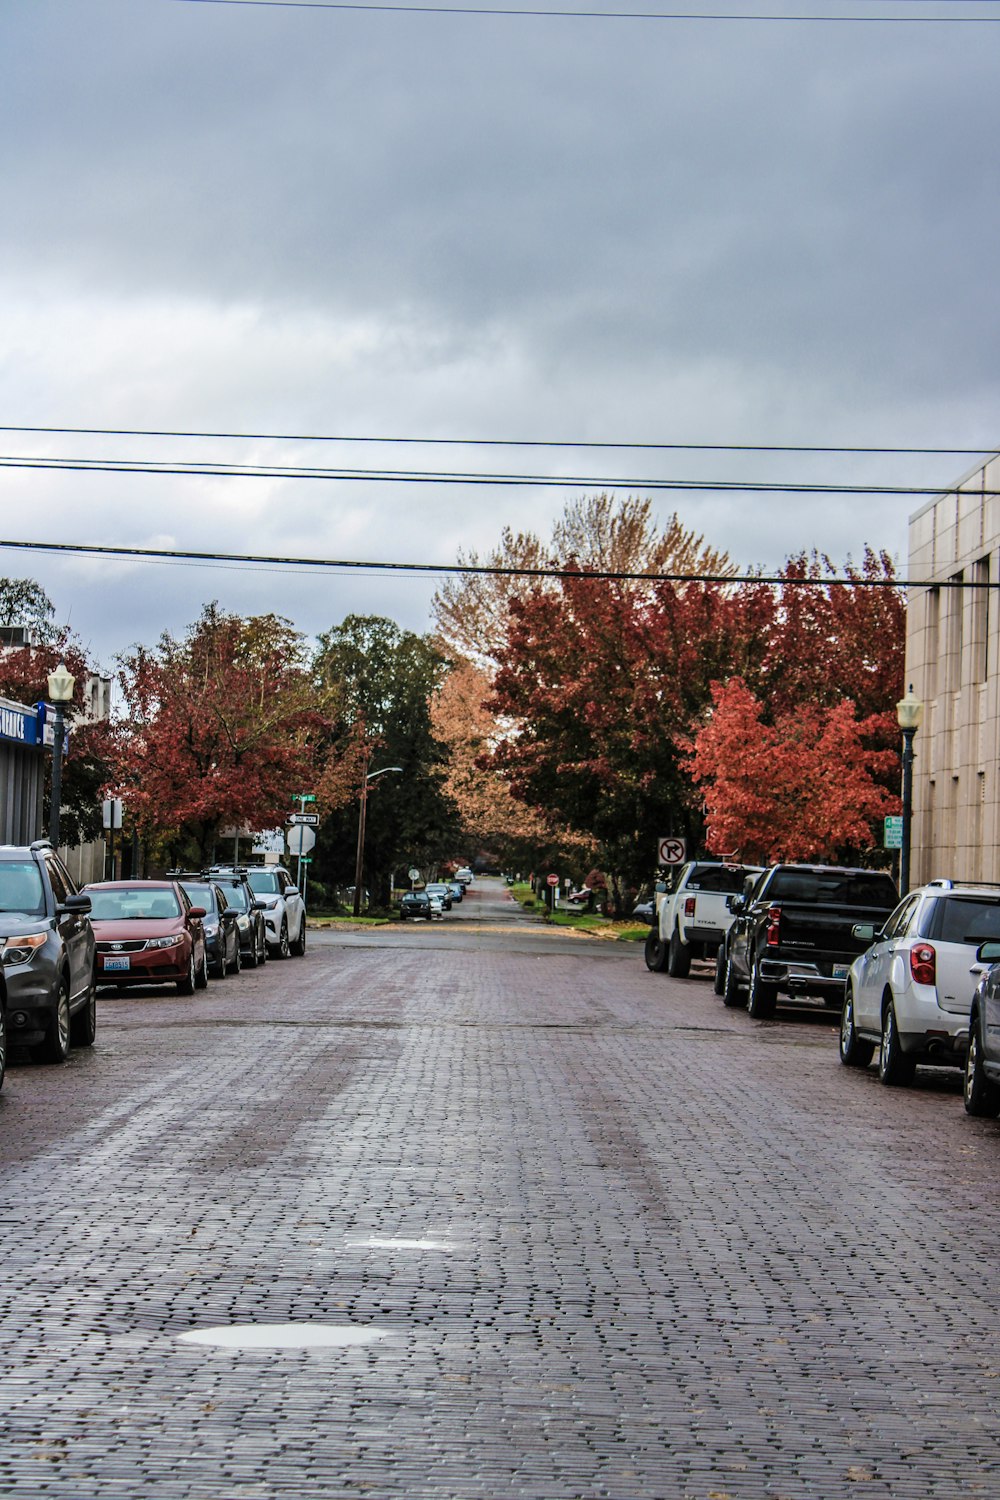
[0,535,976,587]
[0,453,993,497]
[167,0,1000,25]
[1,425,996,458]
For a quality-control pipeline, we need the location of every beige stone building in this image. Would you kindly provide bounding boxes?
[907,449,1000,885]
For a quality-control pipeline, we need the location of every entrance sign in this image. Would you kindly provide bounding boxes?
[658,837,686,865]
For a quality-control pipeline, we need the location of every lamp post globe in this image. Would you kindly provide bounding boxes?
[46,661,76,849]
[896,684,923,896]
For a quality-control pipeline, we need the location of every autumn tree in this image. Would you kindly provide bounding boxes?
[432,493,738,669]
[108,604,331,865]
[686,678,899,864]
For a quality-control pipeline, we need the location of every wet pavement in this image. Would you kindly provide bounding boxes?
[1,876,999,1498]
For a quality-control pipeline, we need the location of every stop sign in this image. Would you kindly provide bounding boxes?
[286,824,316,856]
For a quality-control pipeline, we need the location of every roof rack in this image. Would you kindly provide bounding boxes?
[926,878,1000,891]
[29,838,53,851]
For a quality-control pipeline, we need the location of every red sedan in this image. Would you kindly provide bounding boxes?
[83,880,209,994]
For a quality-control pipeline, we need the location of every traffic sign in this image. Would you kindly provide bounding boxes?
[288,813,320,826]
[298,857,313,865]
[292,793,317,803]
[286,825,316,856]
[658,836,686,865]
[884,815,903,850]
[546,873,559,887]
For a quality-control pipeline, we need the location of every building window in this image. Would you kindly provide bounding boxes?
[972,557,990,683]
[947,572,964,692]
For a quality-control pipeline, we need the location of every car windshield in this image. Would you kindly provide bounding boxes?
[180,883,218,913]
[218,884,249,911]
[927,897,1000,945]
[0,861,46,916]
[87,887,182,920]
[247,870,281,895]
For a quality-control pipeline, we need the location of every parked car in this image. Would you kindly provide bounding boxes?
[647,862,761,977]
[840,880,1000,1085]
[427,892,445,919]
[964,939,1000,1115]
[205,866,268,967]
[447,881,464,903]
[0,839,96,1074]
[84,879,209,995]
[178,878,242,978]
[245,865,306,958]
[726,863,899,1019]
[400,891,433,921]
[425,883,453,911]
[454,867,474,886]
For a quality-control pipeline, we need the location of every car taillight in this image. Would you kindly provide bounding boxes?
[766,905,781,946]
[684,897,696,918]
[910,944,936,986]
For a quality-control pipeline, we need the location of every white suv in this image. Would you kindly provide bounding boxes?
[840,880,1000,1084]
[245,865,306,959]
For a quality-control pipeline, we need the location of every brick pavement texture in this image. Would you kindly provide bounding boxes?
[2,882,1000,1499]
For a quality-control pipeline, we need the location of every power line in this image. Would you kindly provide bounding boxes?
[1,425,996,458]
[167,0,1000,25]
[0,534,976,587]
[0,452,993,497]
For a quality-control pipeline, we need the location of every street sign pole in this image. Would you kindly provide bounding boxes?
[291,792,316,906]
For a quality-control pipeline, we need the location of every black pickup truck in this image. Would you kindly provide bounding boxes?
[723,863,899,1019]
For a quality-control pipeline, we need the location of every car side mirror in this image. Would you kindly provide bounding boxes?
[727,894,744,914]
[222,908,239,922]
[188,905,207,919]
[285,886,299,898]
[59,893,92,915]
[253,899,267,910]
[851,922,877,944]
[655,879,667,894]
[977,941,1000,964]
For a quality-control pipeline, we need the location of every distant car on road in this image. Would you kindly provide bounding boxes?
[204,866,268,968]
[454,867,474,886]
[0,839,96,1074]
[400,891,433,921]
[245,865,306,959]
[178,878,242,978]
[447,881,464,903]
[84,879,209,995]
[425,883,453,911]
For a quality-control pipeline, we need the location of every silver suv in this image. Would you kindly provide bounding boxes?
[840,880,1000,1084]
[0,840,96,1083]
[245,865,306,959]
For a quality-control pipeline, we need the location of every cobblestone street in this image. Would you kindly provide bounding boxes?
[2,877,999,1499]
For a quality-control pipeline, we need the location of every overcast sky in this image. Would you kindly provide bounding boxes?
[2,0,998,672]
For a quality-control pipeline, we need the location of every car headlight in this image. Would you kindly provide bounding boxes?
[1,932,47,966]
[145,935,184,950]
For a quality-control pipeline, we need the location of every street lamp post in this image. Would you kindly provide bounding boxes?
[353,762,404,917]
[46,661,76,849]
[896,685,924,896]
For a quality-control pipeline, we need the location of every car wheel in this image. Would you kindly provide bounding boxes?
[290,917,306,957]
[195,947,210,990]
[964,1018,1000,1116]
[39,975,72,1063]
[70,981,97,1048]
[271,920,290,959]
[713,944,726,996]
[177,950,196,996]
[257,924,267,965]
[666,929,692,978]
[723,956,744,1009]
[213,951,227,980]
[839,987,875,1068]
[878,998,914,1086]
[644,930,668,972]
[243,936,258,969]
[747,963,777,1020]
[0,1002,6,1090]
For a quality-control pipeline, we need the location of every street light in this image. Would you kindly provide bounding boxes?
[46,660,76,849]
[353,762,404,917]
[896,684,923,896]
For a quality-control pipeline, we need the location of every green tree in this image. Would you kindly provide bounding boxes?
[313,616,461,901]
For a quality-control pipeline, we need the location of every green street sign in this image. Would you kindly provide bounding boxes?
[298,857,313,864]
[292,793,317,802]
[884,815,903,850]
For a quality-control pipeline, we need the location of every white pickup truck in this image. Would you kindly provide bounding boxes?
[645,860,761,978]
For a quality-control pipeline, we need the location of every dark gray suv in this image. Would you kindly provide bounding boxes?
[0,840,96,1084]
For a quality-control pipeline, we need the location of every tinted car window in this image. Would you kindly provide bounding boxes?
[180,882,219,914]
[45,857,69,906]
[247,870,280,895]
[686,866,749,894]
[768,870,898,907]
[218,883,249,912]
[882,896,919,940]
[926,897,1000,944]
[0,861,46,915]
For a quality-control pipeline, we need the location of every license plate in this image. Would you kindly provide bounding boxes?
[103,955,130,971]
[833,963,849,980]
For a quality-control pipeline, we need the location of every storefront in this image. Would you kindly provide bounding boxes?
[0,696,46,844]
